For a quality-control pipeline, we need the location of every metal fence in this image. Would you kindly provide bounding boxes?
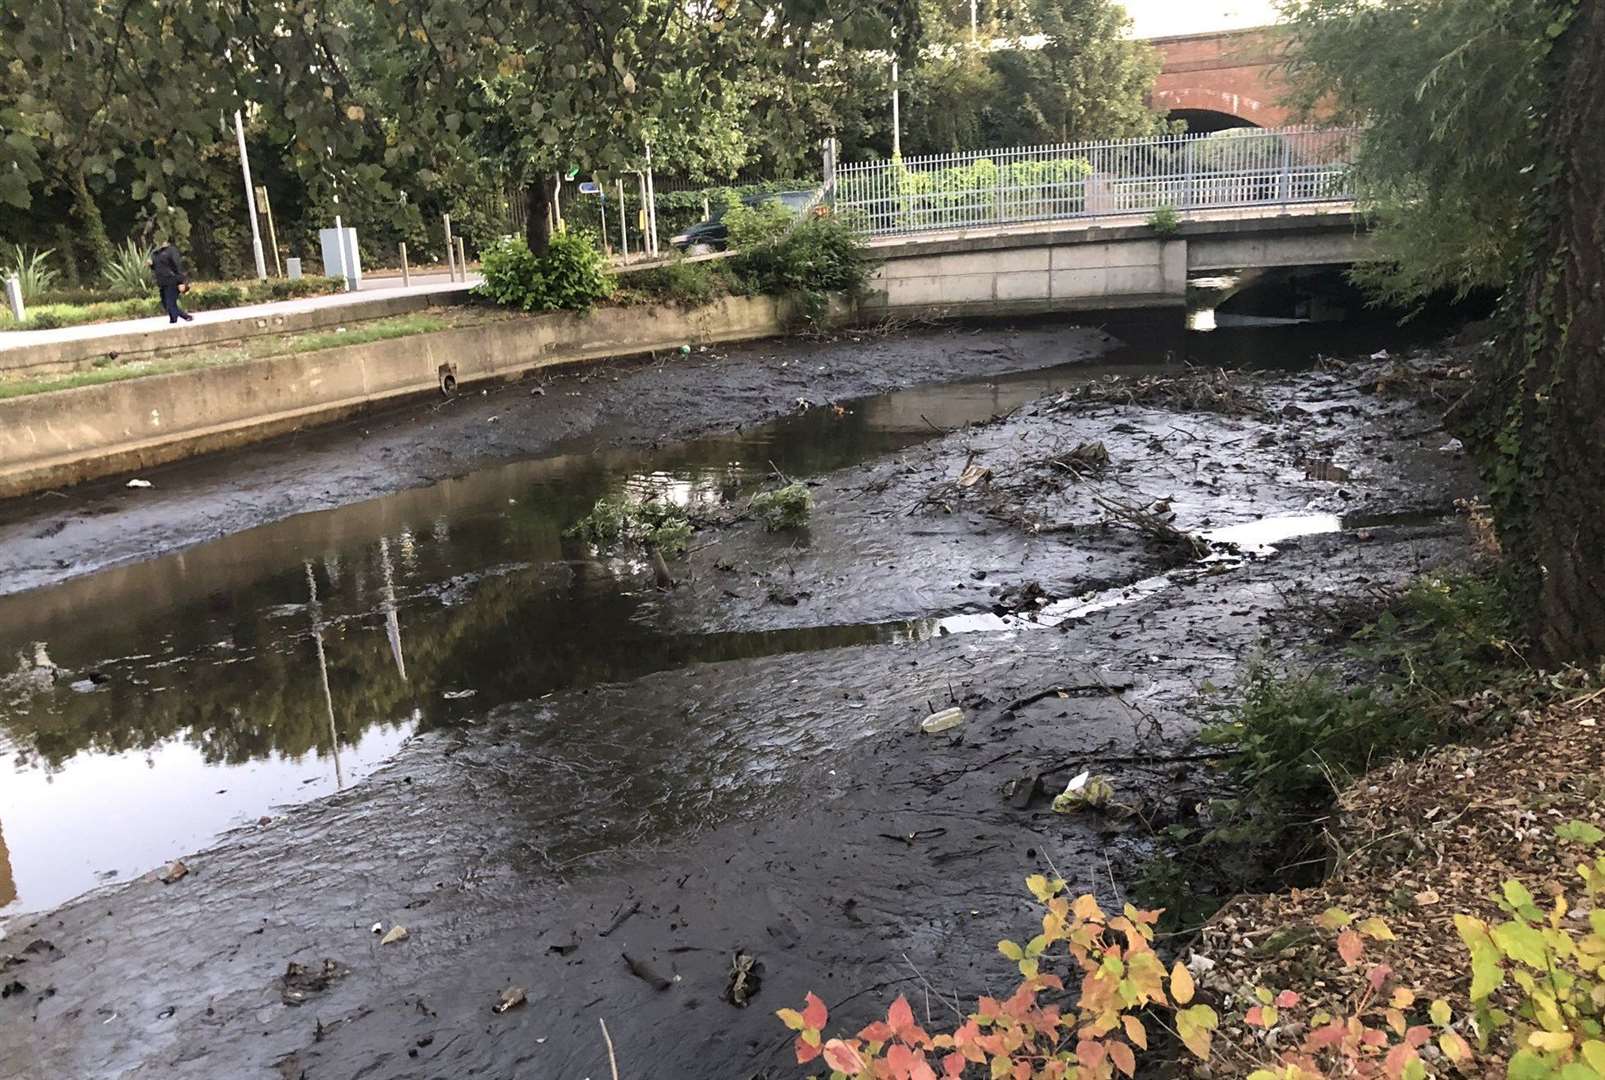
[832,126,1358,237]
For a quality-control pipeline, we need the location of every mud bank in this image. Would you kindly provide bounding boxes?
[0,331,1482,1080]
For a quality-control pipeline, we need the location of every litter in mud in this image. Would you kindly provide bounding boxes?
[957,460,992,489]
[1052,771,1116,813]
[379,926,409,945]
[157,860,189,885]
[622,952,674,991]
[724,950,761,1007]
[492,986,527,1014]
[125,479,153,489]
[279,959,347,1005]
[920,707,964,733]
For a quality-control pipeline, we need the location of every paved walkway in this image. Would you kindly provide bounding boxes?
[0,276,481,354]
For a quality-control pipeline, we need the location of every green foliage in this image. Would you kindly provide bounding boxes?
[728,215,870,322]
[724,199,796,251]
[1138,570,1551,933]
[749,483,813,531]
[4,243,60,300]
[621,258,734,308]
[566,495,693,556]
[1280,0,1571,304]
[474,232,614,313]
[1147,205,1180,236]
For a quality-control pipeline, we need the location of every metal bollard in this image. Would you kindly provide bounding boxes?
[400,243,410,287]
[456,237,467,281]
[443,214,456,282]
[4,275,23,323]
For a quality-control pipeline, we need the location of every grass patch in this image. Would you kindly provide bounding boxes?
[0,312,454,400]
[1134,568,1571,931]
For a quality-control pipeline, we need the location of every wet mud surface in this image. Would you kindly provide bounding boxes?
[0,316,1480,1079]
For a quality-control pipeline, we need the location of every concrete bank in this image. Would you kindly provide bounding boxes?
[0,294,795,499]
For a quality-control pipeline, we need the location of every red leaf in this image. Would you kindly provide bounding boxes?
[1275,990,1300,1008]
[823,1038,867,1075]
[1337,929,1364,966]
[1367,963,1393,991]
[859,1021,895,1044]
[803,992,829,1031]
[888,995,916,1037]
[1011,1062,1031,1080]
[1245,1006,1266,1028]
[1383,1043,1416,1079]
[942,1051,967,1078]
[795,1035,822,1064]
[1076,1040,1106,1068]
[911,1054,938,1080]
[1109,1040,1137,1077]
[1405,1025,1431,1048]
[888,1043,917,1075]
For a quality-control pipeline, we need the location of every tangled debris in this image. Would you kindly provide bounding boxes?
[1045,368,1270,418]
[1182,697,1605,1077]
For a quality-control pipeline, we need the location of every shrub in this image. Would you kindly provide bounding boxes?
[779,876,1219,1078]
[567,495,693,556]
[725,198,796,250]
[4,244,60,301]
[729,215,871,321]
[624,259,732,307]
[474,231,615,312]
[102,239,154,292]
[1148,205,1181,236]
[185,283,248,310]
[749,483,813,531]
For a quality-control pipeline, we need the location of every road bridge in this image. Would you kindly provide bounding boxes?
[1149,27,1296,131]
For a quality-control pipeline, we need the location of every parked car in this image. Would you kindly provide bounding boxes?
[669,189,825,253]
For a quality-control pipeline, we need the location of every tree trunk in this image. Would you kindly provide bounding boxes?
[68,162,114,278]
[1508,0,1605,662]
[523,177,554,255]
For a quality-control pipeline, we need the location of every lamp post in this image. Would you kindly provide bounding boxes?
[233,110,268,280]
[891,60,901,158]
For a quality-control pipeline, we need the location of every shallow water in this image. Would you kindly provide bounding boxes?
[0,319,1445,917]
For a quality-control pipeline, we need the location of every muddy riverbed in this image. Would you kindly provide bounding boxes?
[0,314,1478,1079]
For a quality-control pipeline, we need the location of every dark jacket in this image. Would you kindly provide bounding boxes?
[150,245,188,289]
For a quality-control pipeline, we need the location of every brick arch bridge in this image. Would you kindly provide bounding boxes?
[1148,27,1297,131]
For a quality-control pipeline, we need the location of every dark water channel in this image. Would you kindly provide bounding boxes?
[0,318,1445,919]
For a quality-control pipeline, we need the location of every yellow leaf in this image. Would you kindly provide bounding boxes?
[1316,907,1353,930]
[1026,874,1051,902]
[997,939,1023,961]
[1170,961,1196,1006]
[1073,894,1106,923]
[1429,999,1452,1027]
[1440,1032,1472,1063]
[776,1008,805,1031]
[1123,1014,1148,1050]
[1581,1040,1605,1072]
[1528,1031,1574,1053]
[1358,917,1396,941]
[1390,987,1416,1009]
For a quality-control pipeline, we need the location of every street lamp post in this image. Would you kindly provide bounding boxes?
[891,60,901,158]
[233,110,268,280]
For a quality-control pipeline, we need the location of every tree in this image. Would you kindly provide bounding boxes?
[1283,0,1605,662]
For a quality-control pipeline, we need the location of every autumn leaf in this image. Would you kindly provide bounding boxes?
[1316,907,1353,930]
[1358,917,1397,941]
[1337,929,1364,966]
[1439,1031,1472,1063]
[1429,999,1452,1027]
[1122,1014,1148,1050]
[1176,1004,1218,1060]
[887,995,916,1038]
[794,1034,822,1064]
[997,939,1024,962]
[802,992,828,1031]
[1528,1031,1574,1053]
[1275,990,1300,1008]
[776,1007,806,1031]
[822,1038,867,1074]
[1389,987,1415,1009]
[1170,961,1195,1005]
[1109,1039,1136,1077]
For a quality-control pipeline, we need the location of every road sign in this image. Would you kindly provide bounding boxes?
[577,181,601,195]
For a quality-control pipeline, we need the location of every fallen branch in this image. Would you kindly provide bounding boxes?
[1004,681,1135,713]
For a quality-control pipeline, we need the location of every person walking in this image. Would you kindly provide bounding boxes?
[149,241,194,323]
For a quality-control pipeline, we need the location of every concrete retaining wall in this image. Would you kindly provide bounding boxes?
[0,295,791,499]
[865,237,1187,317]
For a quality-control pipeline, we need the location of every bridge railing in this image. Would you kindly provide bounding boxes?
[831,126,1358,237]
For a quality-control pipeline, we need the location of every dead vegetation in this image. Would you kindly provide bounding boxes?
[1044,368,1271,418]
[1183,695,1605,1077]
